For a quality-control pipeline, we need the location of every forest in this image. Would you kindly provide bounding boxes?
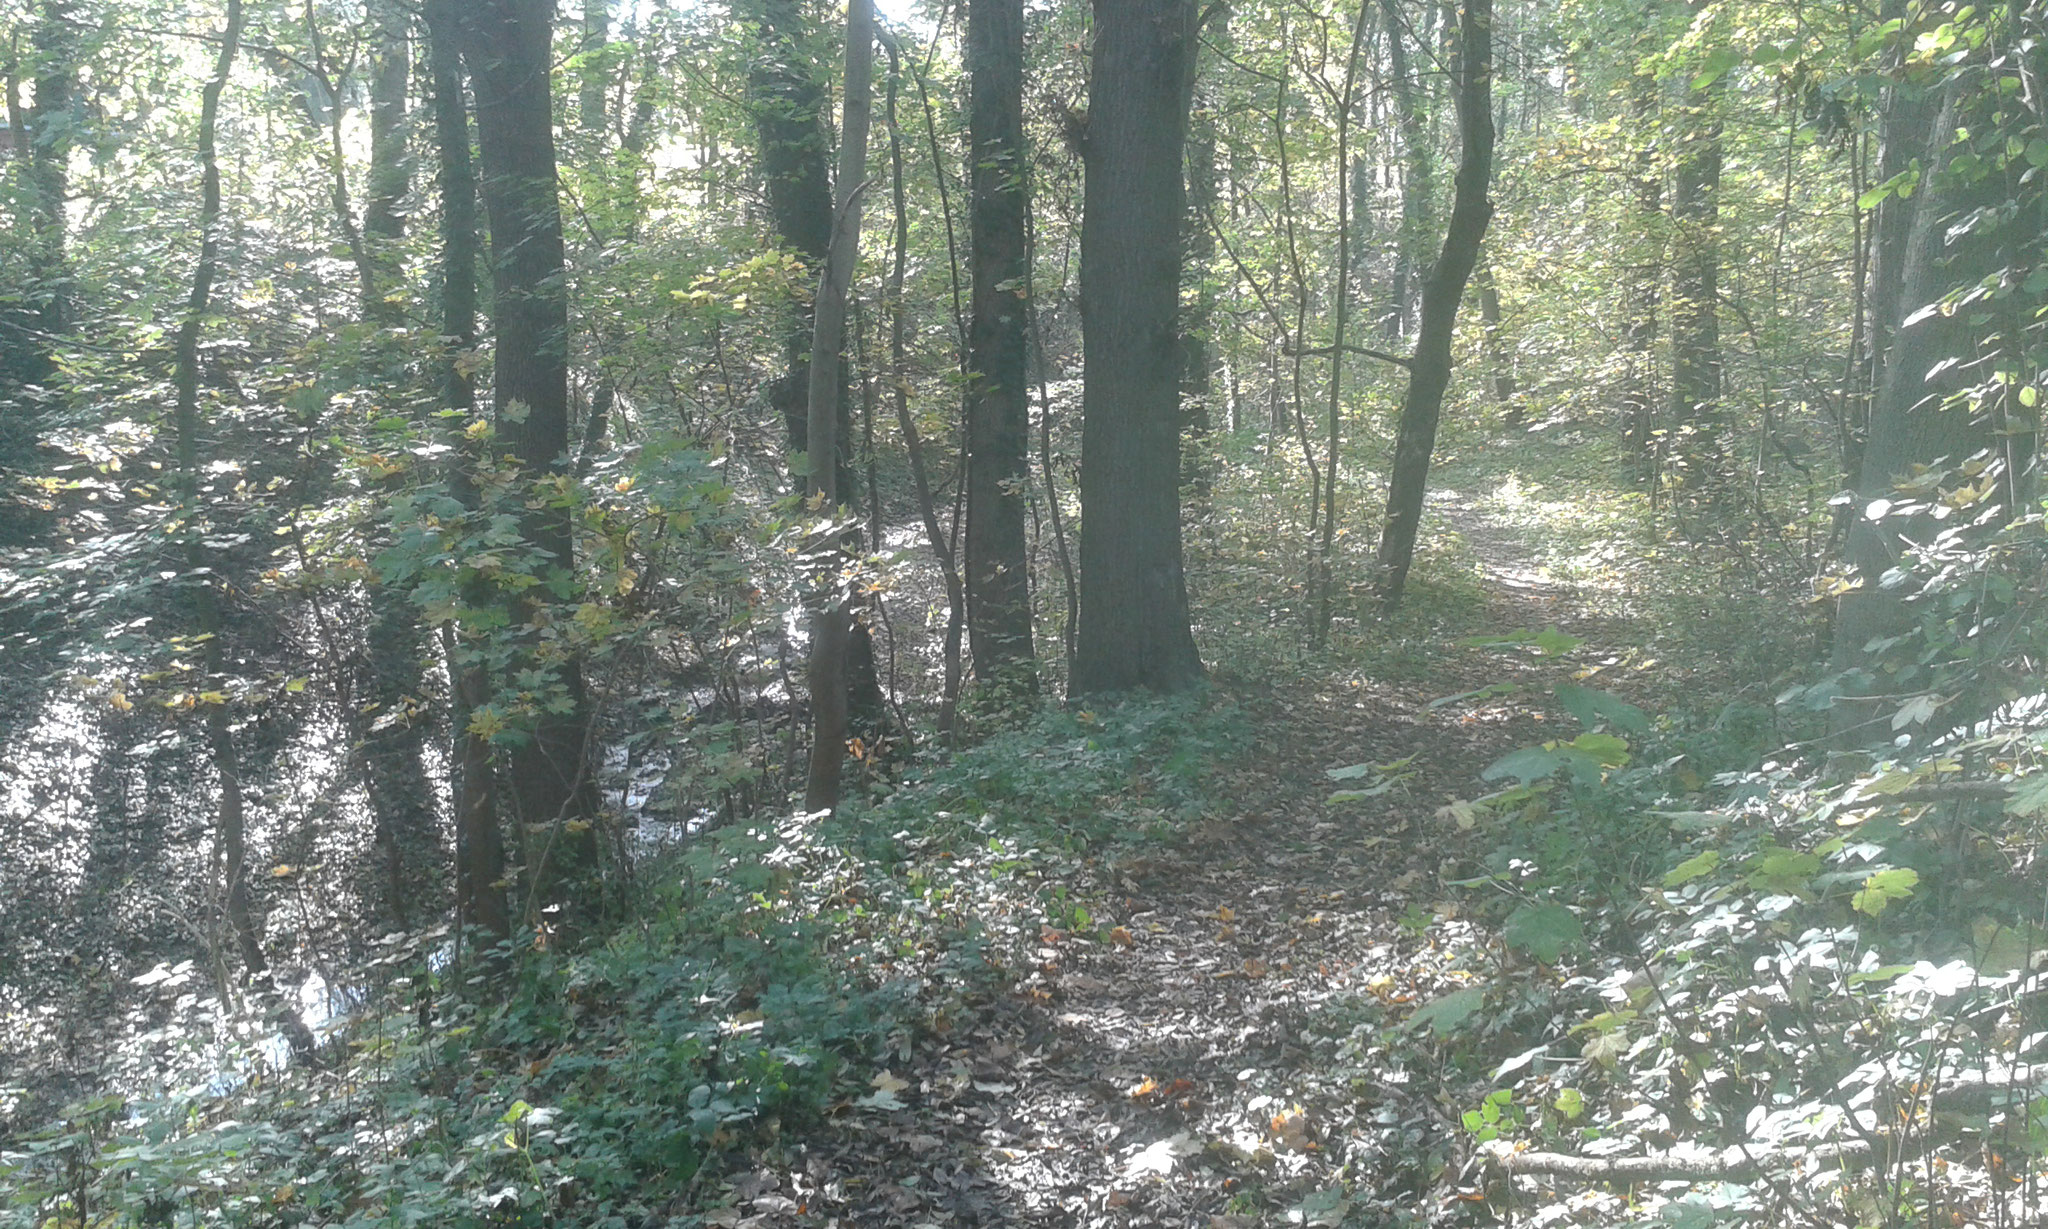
[1,0,2044,1224]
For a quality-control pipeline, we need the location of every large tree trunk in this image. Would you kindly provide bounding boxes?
[1070,0,1205,696]
[801,0,875,816]
[1373,0,1494,610]
[1833,87,1994,695]
[458,0,600,910]
[743,0,835,459]
[425,0,508,941]
[963,0,1036,687]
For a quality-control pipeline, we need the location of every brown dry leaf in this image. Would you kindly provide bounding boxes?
[1109,925,1135,947]
[1270,1104,1315,1152]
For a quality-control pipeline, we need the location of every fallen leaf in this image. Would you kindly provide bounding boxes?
[1125,1132,1203,1176]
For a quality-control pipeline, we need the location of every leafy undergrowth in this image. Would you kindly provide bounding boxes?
[0,697,1246,1229]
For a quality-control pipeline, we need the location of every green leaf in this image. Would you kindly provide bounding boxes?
[1556,684,1651,735]
[1553,1087,1586,1120]
[1483,746,1568,783]
[1567,731,1632,767]
[1405,986,1487,1037]
[2005,776,2048,818]
[1504,902,1583,964]
[1662,849,1721,887]
[1852,867,1919,916]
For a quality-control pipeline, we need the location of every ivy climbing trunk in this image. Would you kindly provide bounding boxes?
[1070,0,1205,695]
[1374,0,1494,611]
[425,0,507,941]
[964,0,1035,687]
[459,0,601,912]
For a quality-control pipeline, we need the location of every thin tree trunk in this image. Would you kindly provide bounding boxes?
[363,0,409,309]
[1382,0,1429,341]
[1374,0,1494,611]
[1621,63,1661,462]
[963,0,1035,688]
[168,0,306,1042]
[1070,0,1204,695]
[25,0,74,341]
[1180,5,1225,498]
[580,0,609,134]
[459,0,600,908]
[425,0,507,942]
[802,0,875,815]
[1667,0,1724,487]
[1312,0,1374,646]
[1476,261,1518,428]
[882,43,965,735]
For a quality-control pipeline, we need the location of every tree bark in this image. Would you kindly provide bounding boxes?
[801,0,875,816]
[458,0,600,906]
[1312,0,1374,645]
[166,0,283,1005]
[1382,0,1430,342]
[1070,0,1205,696]
[964,0,1036,687]
[1666,4,1724,486]
[1620,63,1661,461]
[580,0,610,134]
[363,0,410,307]
[25,0,74,340]
[883,43,966,735]
[1833,86,1994,688]
[1475,261,1518,428]
[1374,0,1494,611]
[1179,5,1225,497]
[425,0,508,941]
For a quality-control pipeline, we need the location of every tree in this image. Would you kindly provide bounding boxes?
[963,0,1035,686]
[801,0,875,815]
[1070,0,1205,695]
[1374,0,1494,610]
[457,0,600,903]
[1666,0,1725,487]
[424,0,507,941]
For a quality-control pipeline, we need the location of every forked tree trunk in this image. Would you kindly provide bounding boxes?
[1070,0,1205,695]
[801,0,875,815]
[963,0,1036,687]
[1374,0,1494,611]
[458,0,601,909]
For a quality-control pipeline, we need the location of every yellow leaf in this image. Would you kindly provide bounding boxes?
[108,691,133,712]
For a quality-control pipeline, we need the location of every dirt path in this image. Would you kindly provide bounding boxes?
[704,503,1587,1227]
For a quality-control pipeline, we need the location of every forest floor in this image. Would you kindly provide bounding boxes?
[696,491,1629,1227]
